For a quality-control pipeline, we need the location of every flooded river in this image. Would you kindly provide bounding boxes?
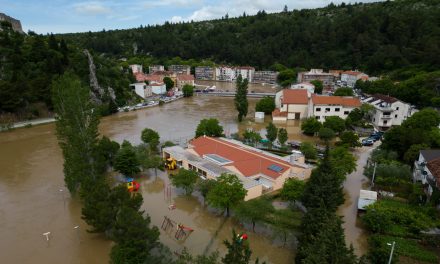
[0,95,366,263]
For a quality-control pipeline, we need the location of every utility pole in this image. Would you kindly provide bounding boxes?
[387,241,396,264]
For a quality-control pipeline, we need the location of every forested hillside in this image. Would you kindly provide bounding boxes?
[62,0,440,75]
[0,21,135,120]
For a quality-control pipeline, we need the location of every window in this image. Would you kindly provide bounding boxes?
[325,108,331,112]
[335,108,340,112]
[396,107,399,110]
[384,112,391,115]
[384,120,388,125]
[395,114,398,118]
[268,164,284,173]
[315,116,320,120]
[316,107,321,111]
[344,111,349,115]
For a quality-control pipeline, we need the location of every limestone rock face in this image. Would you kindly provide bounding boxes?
[0,13,24,33]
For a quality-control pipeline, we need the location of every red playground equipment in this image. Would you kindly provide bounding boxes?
[126,178,140,192]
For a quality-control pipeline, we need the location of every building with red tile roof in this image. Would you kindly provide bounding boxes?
[413,150,440,200]
[162,137,311,200]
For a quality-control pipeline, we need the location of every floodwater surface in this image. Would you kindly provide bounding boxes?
[1,96,316,264]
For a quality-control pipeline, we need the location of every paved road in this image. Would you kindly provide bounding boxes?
[337,143,378,256]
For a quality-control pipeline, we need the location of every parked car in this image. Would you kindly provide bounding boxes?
[362,139,374,146]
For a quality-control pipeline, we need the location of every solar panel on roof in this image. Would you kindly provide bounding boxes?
[268,164,284,173]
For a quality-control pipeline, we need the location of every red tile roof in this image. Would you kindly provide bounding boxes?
[272,108,288,117]
[342,71,364,76]
[282,89,309,104]
[427,157,440,189]
[189,137,292,179]
[177,74,195,81]
[372,94,398,104]
[312,94,361,107]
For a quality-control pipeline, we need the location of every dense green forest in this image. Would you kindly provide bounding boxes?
[0,21,135,120]
[61,0,440,74]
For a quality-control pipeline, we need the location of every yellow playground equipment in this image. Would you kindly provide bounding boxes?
[165,158,177,170]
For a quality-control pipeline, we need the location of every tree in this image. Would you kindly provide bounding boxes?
[301,117,322,135]
[339,131,361,148]
[242,130,262,147]
[207,174,247,217]
[114,140,141,176]
[299,142,317,160]
[95,136,120,173]
[234,196,275,232]
[195,118,224,138]
[310,80,323,94]
[323,116,346,134]
[269,209,301,247]
[404,144,429,165]
[182,84,194,97]
[255,96,275,114]
[280,178,305,203]
[235,74,249,122]
[163,77,174,91]
[318,127,335,142]
[222,230,252,264]
[403,108,440,129]
[329,146,357,178]
[265,122,278,146]
[278,128,288,146]
[197,179,217,204]
[170,168,199,195]
[333,87,354,96]
[277,69,296,87]
[52,72,100,192]
[141,128,160,152]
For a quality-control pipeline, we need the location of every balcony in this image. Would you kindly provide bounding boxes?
[381,115,392,119]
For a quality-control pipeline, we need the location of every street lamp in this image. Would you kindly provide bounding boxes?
[387,241,396,264]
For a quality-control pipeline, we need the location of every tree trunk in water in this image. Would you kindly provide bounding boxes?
[226,206,230,217]
[252,221,255,232]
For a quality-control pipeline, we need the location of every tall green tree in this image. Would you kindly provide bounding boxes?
[207,174,247,217]
[242,130,262,147]
[301,117,322,135]
[235,74,249,122]
[234,196,275,232]
[195,118,224,138]
[299,142,318,160]
[279,178,305,203]
[170,168,199,195]
[52,72,100,192]
[141,128,160,152]
[318,127,335,142]
[333,87,354,96]
[114,140,141,177]
[278,128,288,147]
[265,122,278,146]
[323,116,346,134]
[182,84,194,97]
[255,96,275,114]
[310,80,323,94]
[163,76,174,91]
[339,131,361,148]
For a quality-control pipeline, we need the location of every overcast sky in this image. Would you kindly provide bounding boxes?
[1,0,381,34]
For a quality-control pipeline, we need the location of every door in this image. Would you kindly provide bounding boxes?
[295,113,301,120]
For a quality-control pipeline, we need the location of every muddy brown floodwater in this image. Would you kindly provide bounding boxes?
[1,96,325,264]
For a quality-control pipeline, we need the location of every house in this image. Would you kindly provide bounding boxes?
[130,83,152,98]
[169,65,191,75]
[312,94,361,122]
[176,74,195,88]
[362,94,417,131]
[297,69,335,87]
[215,66,236,81]
[151,71,177,84]
[329,70,344,79]
[148,82,167,95]
[413,149,440,198]
[235,66,255,82]
[291,82,315,93]
[253,71,279,84]
[162,136,311,200]
[341,71,369,88]
[129,64,143,74]
[272,89,361,122]
[195,66,216,80]
[149,65,165,73]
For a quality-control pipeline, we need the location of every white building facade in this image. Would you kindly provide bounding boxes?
[291,82,315,93]
[130,83,152,98]
[341,71,369,88]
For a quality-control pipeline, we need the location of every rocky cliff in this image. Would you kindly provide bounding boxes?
[0,13,24,33]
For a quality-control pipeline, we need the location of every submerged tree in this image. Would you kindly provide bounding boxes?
[235,74,249,122]
[235,196,275,232]
[207,174,247,217]
[52,71,100,192]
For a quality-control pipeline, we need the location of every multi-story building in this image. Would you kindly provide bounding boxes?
[163,136,311,200]
[176,74,195,88]
[129,64,143,74]
[413,150,440,199]
[253,71,279,84]
[149,65,165,73]
[130,83,152,98]
[341,71,369,88]
[291,82,315,93]
[195,66,216,80]
[272,89,361,122]
[235,67,255,82]
[297,69,335,87]
[215,66,236,81]
[169,65,191,75]
[362,94,417,131]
